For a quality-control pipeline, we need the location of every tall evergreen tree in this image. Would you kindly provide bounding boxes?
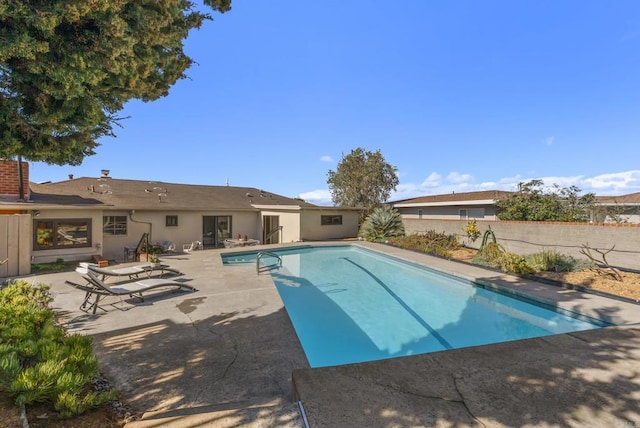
[0,0,231,164]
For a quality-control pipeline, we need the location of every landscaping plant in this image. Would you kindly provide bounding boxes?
[462,219,481,243]
[526,249,578,272]
[387,230,461,259]
[0,281,116,418]
[359,206,405,242]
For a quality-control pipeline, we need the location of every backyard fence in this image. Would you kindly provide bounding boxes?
[402,219,640,271]
[0,214,32,278]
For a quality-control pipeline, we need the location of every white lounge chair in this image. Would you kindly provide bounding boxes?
[183,241,203,252]
[65,270,196,314]
[79,262,181,281]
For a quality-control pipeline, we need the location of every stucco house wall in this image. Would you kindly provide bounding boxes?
[31,209,103,264]
[102,210,262,261]
[260,210,301,243]
[395,204,499,220]
[300,210,360,241]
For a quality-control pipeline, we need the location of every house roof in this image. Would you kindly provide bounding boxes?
[26,177,317,211]
[392,190,513,207]
[595,192,640,205]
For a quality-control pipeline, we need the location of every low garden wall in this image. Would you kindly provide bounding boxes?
[402,219,640,271]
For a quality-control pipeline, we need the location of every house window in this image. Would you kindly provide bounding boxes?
[418,209,423,219]
[459,209,468,220]
[34,219,92,250]
[321,215,343,225]
[103,216,127,235]
[166,215,178,227]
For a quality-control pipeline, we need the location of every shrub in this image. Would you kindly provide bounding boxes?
[359,206,405,242]
[462,219,481,242]
[472,241,504,268]
[0,281,117,418]
[472,242,535,275]
[499,253,535,275]
[387,230,461,259]
[526,249,578,272]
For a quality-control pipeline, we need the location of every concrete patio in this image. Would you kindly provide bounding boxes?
[28,242,640,427]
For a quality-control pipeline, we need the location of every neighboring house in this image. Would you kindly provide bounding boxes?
[0,160,361,274]
[592,193,640,224]
[393,189,640,225]
[392,190,513,221]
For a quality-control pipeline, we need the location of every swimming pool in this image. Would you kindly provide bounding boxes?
[223,245,608,367]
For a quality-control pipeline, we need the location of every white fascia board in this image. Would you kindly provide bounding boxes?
[251,204,302,211]
[394,199,497,208]
[594,202,640,207]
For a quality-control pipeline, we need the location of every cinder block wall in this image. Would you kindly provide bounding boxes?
[403,219,640,270]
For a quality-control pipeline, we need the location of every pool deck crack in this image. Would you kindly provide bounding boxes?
[360,374,487,426]
[452,375,487,428]
[221,343,239,380]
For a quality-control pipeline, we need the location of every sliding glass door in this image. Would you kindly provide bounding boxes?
[203,216,232,248]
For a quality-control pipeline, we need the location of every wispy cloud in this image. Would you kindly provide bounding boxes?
[544,136,555,146]
[446,172,474,184]
[421,172,441,187]
[320,155,334,163]
[583,170,640,192]
[298,189,333,206]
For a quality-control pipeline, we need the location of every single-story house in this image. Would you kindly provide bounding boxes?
[0,159,361,276]
[592,193,640,224]
[392,190,513,221]
[393,189,640,224]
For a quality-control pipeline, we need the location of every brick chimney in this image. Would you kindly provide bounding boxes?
[0,159,29,200]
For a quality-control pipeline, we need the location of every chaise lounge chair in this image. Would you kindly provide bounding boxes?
[65,269,196,314]
[79,262,182,281]
[182,241,203,253]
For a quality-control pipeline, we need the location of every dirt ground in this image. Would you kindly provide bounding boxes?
[1,396,127,428]
[535,270,640,301]
[449,247,640,302]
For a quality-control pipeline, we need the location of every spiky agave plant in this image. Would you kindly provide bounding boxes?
[359,206,405,242]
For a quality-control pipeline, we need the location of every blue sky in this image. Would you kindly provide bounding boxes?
[29,1,640,205]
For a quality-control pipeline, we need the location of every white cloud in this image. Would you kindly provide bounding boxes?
[583,170,640,193]
[446,172,474,184]
[420,172,441,187]
[320,155,334,163]
[298,189,333,206]
[298,170,640,207]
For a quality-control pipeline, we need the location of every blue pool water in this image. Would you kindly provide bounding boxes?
[223,245,608,367]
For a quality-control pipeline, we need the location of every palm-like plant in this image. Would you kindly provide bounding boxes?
[359,206,405,242]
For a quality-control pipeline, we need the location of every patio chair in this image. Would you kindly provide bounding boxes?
[158,241,176,253]
[79,262,182,281]
[182,241,203,252]
[65,269,196,314]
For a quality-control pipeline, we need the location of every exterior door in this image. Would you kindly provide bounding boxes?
[262,215,280,244]
[203,216,232,248]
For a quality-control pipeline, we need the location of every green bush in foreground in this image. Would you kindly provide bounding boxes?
[0,281,116,418]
